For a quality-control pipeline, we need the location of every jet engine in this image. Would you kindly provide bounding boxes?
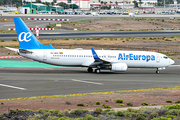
[111,63,128,71]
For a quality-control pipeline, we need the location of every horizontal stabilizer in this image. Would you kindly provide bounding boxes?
[5,47,19,52]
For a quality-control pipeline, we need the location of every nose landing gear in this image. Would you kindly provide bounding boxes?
[156,68,160,74]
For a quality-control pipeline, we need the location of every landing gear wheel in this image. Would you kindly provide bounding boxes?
[156,70,160,74]
[87,67,93,73]
[95,69,100,74]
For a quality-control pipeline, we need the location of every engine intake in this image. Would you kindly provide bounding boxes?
[111,63,128,71]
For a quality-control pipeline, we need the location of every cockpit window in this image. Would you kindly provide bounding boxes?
[163,56,168,59]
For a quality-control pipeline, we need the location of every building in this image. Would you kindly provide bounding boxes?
[90,0,157,8]
[23,3,63,13]
[22,0,53,3]
[57,0,90,9]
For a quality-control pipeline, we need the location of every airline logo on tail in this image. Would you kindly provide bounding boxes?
[18,32,32,42]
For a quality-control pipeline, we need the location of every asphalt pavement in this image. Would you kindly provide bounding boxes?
[0,61,179,99]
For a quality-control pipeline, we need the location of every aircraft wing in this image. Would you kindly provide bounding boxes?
[89,48,111,67]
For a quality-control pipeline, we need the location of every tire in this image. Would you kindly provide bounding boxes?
[87,67,93,73]
[95,69,100,74]
[156,70,160,74]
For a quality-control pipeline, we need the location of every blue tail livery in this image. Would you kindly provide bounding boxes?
[14,17,54,49]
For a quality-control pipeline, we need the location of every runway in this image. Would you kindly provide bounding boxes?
[1,31,180,40]
[0,61,179,99]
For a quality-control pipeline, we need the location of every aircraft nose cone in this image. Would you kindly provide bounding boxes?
[170,59,175,65]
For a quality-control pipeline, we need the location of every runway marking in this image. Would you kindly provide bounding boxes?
[0,84,27,90]
[71,79,103,85]
[169,65,180,67]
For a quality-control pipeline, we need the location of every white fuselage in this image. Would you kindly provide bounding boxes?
[19,49,174,68]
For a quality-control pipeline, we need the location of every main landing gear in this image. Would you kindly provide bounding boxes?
[156,68,160,74]
[87,67,93,73]
[87,67,101,74]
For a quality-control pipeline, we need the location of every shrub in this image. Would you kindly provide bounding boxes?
[94,108,102,114]
[125,111,132,117]
[24,109,33,112]
[33,114,41,119]
[107,110,116,115]
[84,114,96,120]
[167,104,180,109]
[165,39,172,41]
[57,112,64,116]
[46,116,59,120]
[10,109,19,113]
[149,37,153,40]
[55,110,60,114]
[116,99,123,103]
[1,40,4,42]
[136,113,148,120]
[42,112,51,117]
[96,101,100,105]
[66,101,71,105]
[165,109,179,116]
[62,38,69,40]
[58,116,72,120]
[12,39,17,41]
[175,100,180,103]
[103,104,111,108]
[77,103,84,106]
[1,103,4,105]
[49,109,56,114]
[0,114,4,117]
[141,102,148,106]
[166,100,172,103]
[151,103,157,106]
[130,113,137,118]
[127,108,136,112]
[127,102,133,106]
[70,108,89,116]
[119,104,124,106]
[86,38,90,40]
[117,110,125,117]
[36,108,44,113]
[149,111,159,119]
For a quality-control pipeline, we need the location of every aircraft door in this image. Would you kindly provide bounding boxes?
[43,52,47,60]
[156,54,160,63]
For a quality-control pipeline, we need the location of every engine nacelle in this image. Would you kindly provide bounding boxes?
[111,63,128,71]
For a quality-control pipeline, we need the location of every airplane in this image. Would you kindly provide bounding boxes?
[6,17,175,74]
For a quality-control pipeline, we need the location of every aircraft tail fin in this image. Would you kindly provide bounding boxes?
[14,17,54,49]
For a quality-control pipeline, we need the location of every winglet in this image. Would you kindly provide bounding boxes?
[48,43,54,49]
[91,47,100,60]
